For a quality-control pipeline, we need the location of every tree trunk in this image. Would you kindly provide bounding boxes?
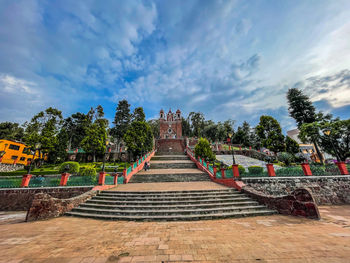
[313,141,324,164]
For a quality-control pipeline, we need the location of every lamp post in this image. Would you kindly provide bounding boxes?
[322,128,340,162]
[228,133,236,165]
[27,143,41,174]
[102,141,111,173]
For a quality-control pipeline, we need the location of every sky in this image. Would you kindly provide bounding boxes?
[0,0,350,132]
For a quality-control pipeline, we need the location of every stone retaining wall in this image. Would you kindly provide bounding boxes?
[26,190,97,221]
[242,176,350,205]
[0,186,93,211]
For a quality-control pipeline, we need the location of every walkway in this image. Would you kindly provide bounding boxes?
[1,206,350,262]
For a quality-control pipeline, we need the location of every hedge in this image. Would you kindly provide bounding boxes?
[80,167,97,177]
[248,166,264,174]
[59,162,80,174]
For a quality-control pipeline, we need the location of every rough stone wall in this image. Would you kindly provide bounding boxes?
[156,139,185,153]
[0,186,93,211]
[242,176,350,205]
[26,190,96,221]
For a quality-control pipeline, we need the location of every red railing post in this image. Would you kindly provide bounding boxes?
[113,174,118,185]
[301,163,312,176]
[60,173,70,186]
[123,169,127,183]
[232,164,240,178]
[98,172,106,185]
[336,162,349,175]
[213,166,217,179]
[21,174,32,187]
[221,168,225,179]
[266,164,276,177]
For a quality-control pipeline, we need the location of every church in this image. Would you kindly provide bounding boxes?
[159,109,182,139]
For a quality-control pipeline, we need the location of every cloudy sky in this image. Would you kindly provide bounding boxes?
[1,0,350,131]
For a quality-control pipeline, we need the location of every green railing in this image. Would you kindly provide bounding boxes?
[29,176,61,187]
[104,175,115,185]
[0,178,22,188]
[66,176,97,186]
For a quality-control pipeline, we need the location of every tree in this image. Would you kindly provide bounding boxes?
[285,136,300,155]
[0,122,24,141]
[62,112,91,150]
[287,88,324,163]
[203,120,218,142]
[188,112,205,137]
[148,119,160,139]
[233,121,251,146]
[194,137,216,161]
[111,100,132,150]
[24,107,63,163]
[256,115,285,154]
[216,122,227,142]
[123,121,153,158]
[133,107,146,122]
[181,117,191,137]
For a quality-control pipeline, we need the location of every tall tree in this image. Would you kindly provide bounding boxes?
[132,107,146,122]
[148,119,160,139]
[124,121,153,158]
[24,107,63,163]
[181,117,191,137]
[256,115,285,154]
[0,122,24,141]
[285,136,300,155]
[233,121,251,146]
[287,88,324,163]
[111,100,131,150]
[203,120,218,142]
[188,112,205,137]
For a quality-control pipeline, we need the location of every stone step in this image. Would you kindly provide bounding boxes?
[80,200,260,210]
[152,155,190,160]
[98,191,240,198]
[129,173,210,183]
[92,193,243,202]
[66,209,277,221]
[86,197,253,206]
[155,152,186,156]
[71,205,268,216]
[101,189,237,194]
[150,162,197,169]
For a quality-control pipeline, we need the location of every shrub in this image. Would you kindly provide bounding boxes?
[275,166,304,177]
[278,152,294,166]
[248,166,263,174]
[80,167,97,177]
[238,165,246,175]
[194,138,216,161]
[59,162,80,174]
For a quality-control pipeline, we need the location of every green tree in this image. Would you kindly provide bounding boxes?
[189,112,205,137]
[216,122,227,142]
[181,117,191,137]
[256,115,285,154]
[123,121,153,158]
[0,122,24,141]
[63,112,91,150]
[194,137,216,161]
[203,120,218,142]
[287,88,324,163]
[133,107,146,122]
[285,136,300,155]
[233,121,251,146]
[24,107,63,163]
[110,100,132,150]
[148,119,160,139]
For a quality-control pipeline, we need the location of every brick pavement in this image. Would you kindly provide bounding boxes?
[1,206,350,262]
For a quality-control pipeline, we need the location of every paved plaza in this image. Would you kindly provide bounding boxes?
[1,206,350,262]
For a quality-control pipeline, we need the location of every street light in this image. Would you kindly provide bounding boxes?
[102,141,111,173]
[322,128,340,161]
[228,132,236,165]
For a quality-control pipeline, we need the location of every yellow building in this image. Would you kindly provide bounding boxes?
[0,139,40,165]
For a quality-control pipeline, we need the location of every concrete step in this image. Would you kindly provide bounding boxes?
[101,189,238,194]
[150,162,197,169]
[80,200,260,210]
[91,193,244,202]
[71,205,268,216]
[129,173,210,183]
[66,209,277,221]
[98,191,240,198]
[86,197,254,206]
[155,152,186,156]
[152,155,189,161]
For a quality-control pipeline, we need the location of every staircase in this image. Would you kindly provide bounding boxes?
[66,152,277,221]
[128,154,210,183]
[66,189,276,221]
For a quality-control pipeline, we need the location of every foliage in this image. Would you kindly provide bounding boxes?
[148,119,160,139]
[194,138,216,161]
[248,166,264,174]
[287,88,317,128]
[256,115,285,154]
[80,166,97,177]
[285,136,300,155]
[132,107,146,122]
[189,112,205,137]
[238,165,246,175]
[181,117,191,137]
[275,166,304,176]
[203,120,218,142]
[59,161,80,174]
[123,121,153,158]
[0,122,24,141]
[110,99,131,148]
[278,152,294,166]
[233,121,251,146]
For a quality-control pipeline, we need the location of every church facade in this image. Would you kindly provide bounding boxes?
[159,109,182,139]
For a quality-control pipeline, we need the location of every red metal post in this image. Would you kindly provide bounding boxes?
[232,164,240,178]
[266,164,276,177]
[301,163,312,176]
[98,172,106,185]
[213,166,217,179]
[336,162,349,175]
[60,173,70,186]
[21,174,32,187]
[221,168,225,179]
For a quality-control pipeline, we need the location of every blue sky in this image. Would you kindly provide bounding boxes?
[1,0,350,132]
